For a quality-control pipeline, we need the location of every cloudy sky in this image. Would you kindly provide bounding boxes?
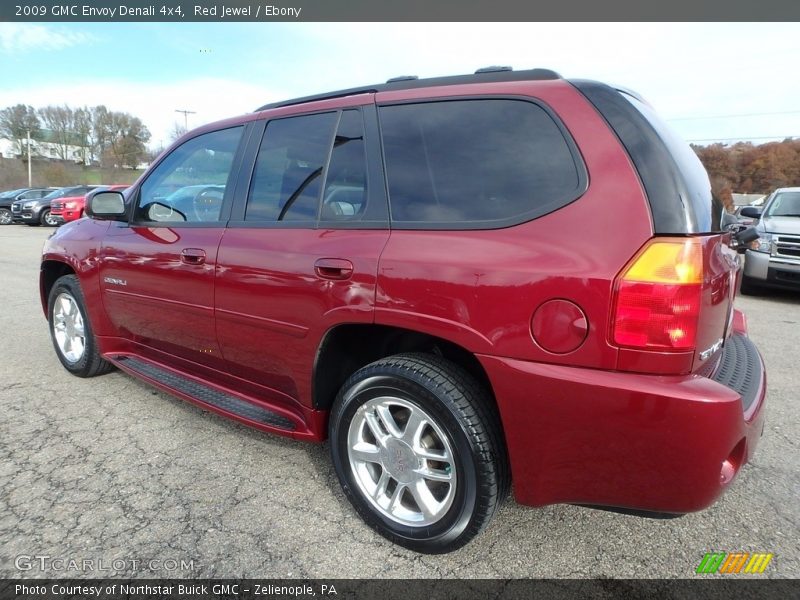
[1,22,799,150]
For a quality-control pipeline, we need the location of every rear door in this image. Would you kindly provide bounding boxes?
[99,125,247,369]
[215,101,390,403]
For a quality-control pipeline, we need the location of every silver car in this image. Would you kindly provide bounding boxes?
[740,187,800,293]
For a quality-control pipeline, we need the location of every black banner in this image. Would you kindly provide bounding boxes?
[1,579,798,600]
[2,0,800,22]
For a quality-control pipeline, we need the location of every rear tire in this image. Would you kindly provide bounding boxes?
[329,353,509,553]
[48,274,114,377]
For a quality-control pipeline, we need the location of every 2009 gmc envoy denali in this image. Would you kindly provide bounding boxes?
[41,67,766,553]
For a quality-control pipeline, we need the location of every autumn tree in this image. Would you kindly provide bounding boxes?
[694,138,800,195]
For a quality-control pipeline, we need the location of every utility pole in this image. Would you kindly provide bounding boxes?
[175,109,196,131]
[26,129,32,187]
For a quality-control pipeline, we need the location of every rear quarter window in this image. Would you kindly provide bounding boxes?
[378,99,586,229]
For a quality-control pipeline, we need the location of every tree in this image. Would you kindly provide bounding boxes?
[0,104,41,158]
[72,107,93,165]
[38,105,76,161]
[104,112,151,168]
[169,122,187,142]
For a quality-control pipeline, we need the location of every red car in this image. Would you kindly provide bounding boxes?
[50,185,128,224]
[40,68,766,553]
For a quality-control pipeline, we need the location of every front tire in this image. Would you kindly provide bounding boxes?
[739,274,761,295]
[0,208,12,225]
[329,353,508,553]
[48,275,113,377]
[41,209,59,226]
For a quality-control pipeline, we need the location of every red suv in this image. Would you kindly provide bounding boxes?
[41,68,766,553]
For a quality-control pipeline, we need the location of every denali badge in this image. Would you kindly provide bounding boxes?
[103,277,127,286]
[699,338,724,361]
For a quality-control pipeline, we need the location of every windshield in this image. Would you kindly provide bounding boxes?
[0,188,25,198]
[43,188,75,200]
[765,191,800,218]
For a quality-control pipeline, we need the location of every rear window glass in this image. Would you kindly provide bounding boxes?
[379,99,584,228]
[620,92,718,232]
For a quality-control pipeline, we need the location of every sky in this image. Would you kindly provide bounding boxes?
[1,22,800,151]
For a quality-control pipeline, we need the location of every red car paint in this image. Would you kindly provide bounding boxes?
[41,75,766,516]
[51,185,128,223]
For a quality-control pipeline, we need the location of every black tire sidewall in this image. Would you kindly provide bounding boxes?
[330,370,481,552]
[48,276,96,375]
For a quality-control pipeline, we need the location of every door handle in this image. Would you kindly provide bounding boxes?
[180,248,206,265]
[314,258,353,280]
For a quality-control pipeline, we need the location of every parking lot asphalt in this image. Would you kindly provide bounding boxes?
[0,224,797,579]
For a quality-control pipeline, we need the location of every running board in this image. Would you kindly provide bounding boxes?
[114,356,297,431]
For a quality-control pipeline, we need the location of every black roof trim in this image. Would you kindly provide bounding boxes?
[256,68,562,111]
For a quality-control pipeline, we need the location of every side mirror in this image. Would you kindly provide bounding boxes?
[732,226,760,254]
[739,206,763,219]
[86,191,126,221]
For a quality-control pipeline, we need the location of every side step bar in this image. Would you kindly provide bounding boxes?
[114,356,297,431]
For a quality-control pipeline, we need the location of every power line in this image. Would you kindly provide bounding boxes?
[668,109,800,122]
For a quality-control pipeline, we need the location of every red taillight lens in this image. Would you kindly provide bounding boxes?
[612,239,703,351]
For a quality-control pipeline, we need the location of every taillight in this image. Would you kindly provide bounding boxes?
[612,238,703,351]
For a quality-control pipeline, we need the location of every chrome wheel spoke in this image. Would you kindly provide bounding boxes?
[350,442,381,464]
[375,404,403,439]
[372,470,391,500]
[364,412,390,448]
[415,466,452,482]
[402,410,428,446]
[410,481,440,521]
[389,482,407,510]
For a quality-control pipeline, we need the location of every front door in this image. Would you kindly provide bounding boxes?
[99,125,246,369]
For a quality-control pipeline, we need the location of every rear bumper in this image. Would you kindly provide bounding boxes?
[479,326,766,514]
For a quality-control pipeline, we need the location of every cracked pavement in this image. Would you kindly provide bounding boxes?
[0,225,797,579]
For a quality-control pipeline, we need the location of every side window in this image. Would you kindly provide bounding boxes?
[379,99,584,227]
[246,112,337,222]
[136,127,243,224]
[320,110,368,222]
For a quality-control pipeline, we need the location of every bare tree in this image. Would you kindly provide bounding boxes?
[169,122,188,142]
[73,107,93,165]
[38,105,76,160]
[0,104,40,158]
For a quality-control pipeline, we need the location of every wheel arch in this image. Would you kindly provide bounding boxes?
[313,324,496,413]
[40,260,76,316]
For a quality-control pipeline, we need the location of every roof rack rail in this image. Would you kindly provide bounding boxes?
[256,68,562,111]
[475,65,513,74]
[386,75,419,83]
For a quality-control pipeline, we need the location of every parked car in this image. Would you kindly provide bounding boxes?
[50,185,128,224]
[12,185,98,226]
[0,188,52,225]
[740,187,800,293]
[41,68,766,553]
